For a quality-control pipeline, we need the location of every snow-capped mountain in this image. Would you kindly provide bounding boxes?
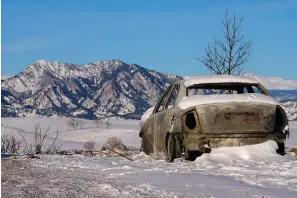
[1,59,180,119]
[279,99,297,121]
[1,59,297,120]
[244,73,297,90]
[246,75,297,121]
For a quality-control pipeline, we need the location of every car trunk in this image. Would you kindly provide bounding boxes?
[196,102,276,134]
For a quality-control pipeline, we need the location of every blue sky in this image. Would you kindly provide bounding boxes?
[2,0,297,79]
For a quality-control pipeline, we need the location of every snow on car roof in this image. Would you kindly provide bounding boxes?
[183,75,259,87]
[177,93,278,110]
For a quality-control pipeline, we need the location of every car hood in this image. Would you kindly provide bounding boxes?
[177,93,278,110]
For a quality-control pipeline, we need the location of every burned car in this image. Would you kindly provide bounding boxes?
[139,75,289,162]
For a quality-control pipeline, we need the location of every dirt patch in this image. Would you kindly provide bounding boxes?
[1,159,112,198]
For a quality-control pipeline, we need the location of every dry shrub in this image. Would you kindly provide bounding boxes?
[94,119,104,128]
[1,134,22,153]
[83,140,95,151]
[67,118,85,130]
[105,137,127,151]
[105,121,111,129]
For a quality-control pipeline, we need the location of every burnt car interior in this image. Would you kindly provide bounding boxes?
[185,112,197,130]
[187,83,268,96]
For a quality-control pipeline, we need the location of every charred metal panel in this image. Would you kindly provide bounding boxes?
[195,103,276,133]
[184,132,286,151]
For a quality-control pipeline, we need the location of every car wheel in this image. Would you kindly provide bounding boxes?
[185,150,202,161]
[166,134,176,162]
[276,142,285,156]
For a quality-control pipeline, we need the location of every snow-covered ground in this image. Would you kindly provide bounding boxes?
[1,117,297,197]
[31,141,297,198]
[1,117,142,150]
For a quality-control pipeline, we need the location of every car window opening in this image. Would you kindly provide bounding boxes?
[187,83,267,96]
[167,86,179,109]
[185,112,196,130]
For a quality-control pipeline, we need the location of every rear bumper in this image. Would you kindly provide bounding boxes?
[185,132,287,151]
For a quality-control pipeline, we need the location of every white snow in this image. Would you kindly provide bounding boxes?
[195,140,282,163]
[32,138,297,197]
[287,121,297,147]
[2,117,297,197]
[178,93,278,110]
[1,117,141,150]
[184,75,258,87]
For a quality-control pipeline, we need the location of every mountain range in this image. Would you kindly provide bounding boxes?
[1,60,179,119]
[1,59,297,120]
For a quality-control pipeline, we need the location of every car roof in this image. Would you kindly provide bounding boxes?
[182,75,259,87]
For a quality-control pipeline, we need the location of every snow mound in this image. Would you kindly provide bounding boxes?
[195,140,282,164]
[132,152,150,160]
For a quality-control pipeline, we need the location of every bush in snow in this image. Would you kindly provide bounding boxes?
[105,137,127,151]
[94,118,104,128]
[83,140,96,151]
[15,124,61,154]
[1,133,23,153]
[67,118,85,130]
[33,124,51,154]
[104,121,111,129]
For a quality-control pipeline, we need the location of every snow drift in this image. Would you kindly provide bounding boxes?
[195,140,283,164]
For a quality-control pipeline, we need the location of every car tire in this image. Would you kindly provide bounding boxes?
[166,134,176,162]
[276,142,285,156]
[185,150,202,161]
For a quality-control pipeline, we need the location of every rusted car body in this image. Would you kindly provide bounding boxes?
[139,75,289,162]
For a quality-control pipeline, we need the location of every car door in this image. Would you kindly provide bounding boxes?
[144,85,173,154]
[154,85,179,154]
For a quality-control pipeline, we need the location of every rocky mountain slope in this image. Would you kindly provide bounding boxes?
[1,60,179,119]
[270,90,297,121]
[1,59,297,120]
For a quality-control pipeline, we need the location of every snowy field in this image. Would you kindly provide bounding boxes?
[1,117,142,151]
[1,117,297,197]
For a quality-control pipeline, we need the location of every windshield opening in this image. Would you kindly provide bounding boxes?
[187,83,268,96]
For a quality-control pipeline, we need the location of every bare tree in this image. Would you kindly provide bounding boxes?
[83,141,95,151]
[105,121,111,129]
[197,9,253,76]
[25,143,34,154]
[79,119,86,129]
[67,118,85,130]
[17,131,30,153]
[34,124,50,154]
[45,131,59,154]
[94,118,104,128]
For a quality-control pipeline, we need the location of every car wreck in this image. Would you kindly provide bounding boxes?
[139,75,290,162]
